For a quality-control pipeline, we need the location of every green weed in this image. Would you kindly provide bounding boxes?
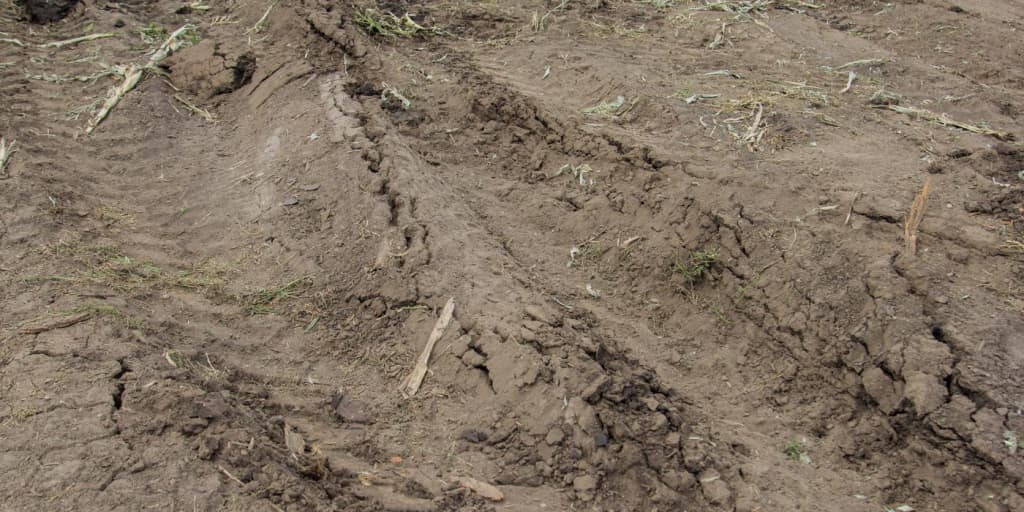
[673,249,720,284]
[138,23,167,44]
[39,241,232,294]
[783,440,811,464]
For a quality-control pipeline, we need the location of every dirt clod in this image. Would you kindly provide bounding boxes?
[24,0,78,23]
[168,40,255,99]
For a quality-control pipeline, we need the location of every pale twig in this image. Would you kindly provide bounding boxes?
[173,94,214,121]
[3,33,115,48]
[247,0,278,34]
[834,58,885,70]
[25,66,121,83]
[536,0,569,31]
[38,32,115,48]
[741,103,765,151]
[844,192,859,226]
[0,137,15,177]
[904,178,931,256]
[840,71,856,93]
[218,466,245,485]
[883,105,1013,141]
[86,24,196,134]
[400,297,455,397]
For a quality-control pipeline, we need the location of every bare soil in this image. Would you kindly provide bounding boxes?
[2,0,1024,510]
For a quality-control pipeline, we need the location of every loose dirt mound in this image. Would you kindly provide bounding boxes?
[2,0,1023,511]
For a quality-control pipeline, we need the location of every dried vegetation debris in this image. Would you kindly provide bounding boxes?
[0,0,1023,511]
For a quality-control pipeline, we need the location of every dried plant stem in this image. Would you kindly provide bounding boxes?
[884,105,1013,141]
[904,178,932,256]
[38,32,115,48]
[0,137,14,177]
[86,24,196,134]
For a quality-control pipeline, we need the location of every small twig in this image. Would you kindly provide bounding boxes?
[741,103,765,151]
[882,104,1013,141]
[0,137,15,177]
[204,352,218,372]
[218,465,245,486]
[19,311,93,334]
[840,71,856,94]
[247,0,278,34]
[708,22,730,49]
[704,69,743,79]
[173,94,214,121]
[844,192,859,226]
[400,297,455,398]
[835,58,885,70]
[535,0,570,31]
[904,178,932,256]
[86,24,196,134]
[38,32,116,48]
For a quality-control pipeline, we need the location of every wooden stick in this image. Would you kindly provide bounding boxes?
[840,71,856,94]
[38,32,115,49]
[400,297,455,398]
[883,105,1013,141]
[218,465,245,485]
[0,137,14,177]
[904,178,932,256]
[19,311,92,334]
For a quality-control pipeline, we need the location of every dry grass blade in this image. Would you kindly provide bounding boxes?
[834,58,884,70]
[742,103,764,146]
[247,0,278,34]
[904,177,932,256]
[884,105,1013,141]
[38,32,115,48]
[707,22,729,49]
[840,71,856,93]
[0,37,25,46]
[146,24,197,66]
[19,311,93,334]
[1000,239,1024,255]
[0,137,14,177]
[26,67,121,83]
[532,0,569,31]
[173,94,214,121]
[695,0,819,16]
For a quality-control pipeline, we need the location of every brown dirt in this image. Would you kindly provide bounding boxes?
[2,0,1024,510]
